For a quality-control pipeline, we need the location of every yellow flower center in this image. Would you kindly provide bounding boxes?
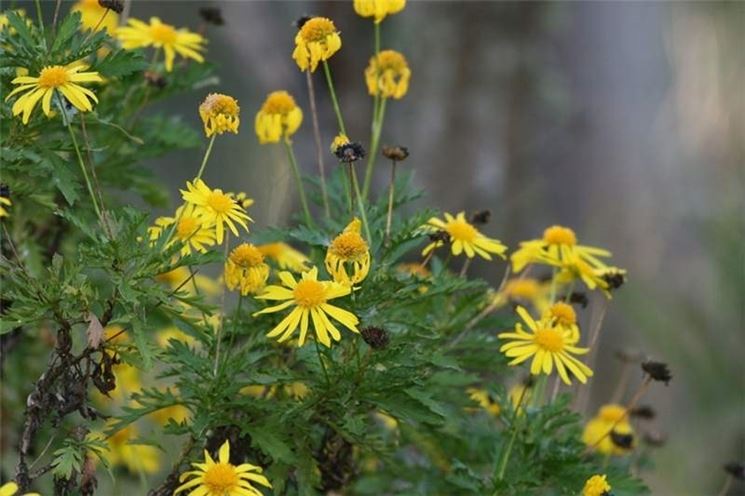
[206,191,233,214]
[261,91,297,115]
[330,231,368,260]
[150,22,177,44]
[293,280,326,308]
[598,404,627,423]
[375,50,408,72]
[447,219,478,243]
[38,66,69,88]
[202,463,239,493]
[543,225,577,246]
[201,93,239,118]
[533,327,564,352]
[549,302,576,325]
[299,17,336,43]
[230,244,264,268]
[176,216,200,239]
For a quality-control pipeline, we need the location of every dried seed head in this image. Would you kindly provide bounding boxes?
[294,15,313,30]
[361,326,390,350]
[610,430,634,450]
[382,145,409,162]
[144,70,167,89]
[724,462,745,481]
[642,430,667,447]
[630,405,656,420]
[334,142,366,163]
[199,7,225,26]
[642,360,672,385]
[470,210,491,225]
[99,0,124,14]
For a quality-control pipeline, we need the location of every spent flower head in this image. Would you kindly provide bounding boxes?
[365,49,411,99]
[255,90,303,144]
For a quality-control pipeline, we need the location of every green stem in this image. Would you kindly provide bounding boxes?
[350,165,373,244]
[362,97,387,200]
[34,0,45,41]
[322,61,346,135]
[195,135,216,181]
[494,384,529,485]
[384,161,396,245]
[283,140,314,227]
[58,94,103,222]
[213,234,230,376]
[305,69,331,219]
[314,338,331,386]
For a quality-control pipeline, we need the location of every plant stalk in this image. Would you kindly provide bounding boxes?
[283,140,314,227]
[322,61,346,135]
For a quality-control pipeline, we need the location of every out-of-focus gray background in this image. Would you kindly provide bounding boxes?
[139,1,743,494]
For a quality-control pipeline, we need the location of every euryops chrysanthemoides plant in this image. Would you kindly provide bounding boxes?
[2,1,732,495]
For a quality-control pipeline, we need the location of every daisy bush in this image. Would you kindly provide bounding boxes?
[2,2,721,495]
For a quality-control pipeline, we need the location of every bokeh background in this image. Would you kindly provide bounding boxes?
[15,1,745,494]
[144,1,744,494]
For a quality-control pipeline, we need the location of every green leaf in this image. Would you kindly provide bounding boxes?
[96,49,148,78]
[52,445,84,479]
[51,12,82,53]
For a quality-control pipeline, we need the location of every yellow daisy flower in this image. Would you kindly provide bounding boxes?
[224,243,270,296]
[117,17,205,72]
[582,475,612,496]
[5,63,103,124]
[353,0,406,23]
[257,242,310,273]
[72,0,119,33]
[0,196,11,218]
[544,301,580,344]
[511,225,612,278]
[422,212,507,260]
[253,267,360,347]
[292,17,341,72]
[365,49,410,99]
[0,481,39,496]
[199,93,240,138]
[255,90,303,144]
[148,203,216,255]
[582,404,635,456]
[498,306,593,385]
[325,218,371,285]
[466,388,501,417]
[175,440,271,496]
[181,179,251,245]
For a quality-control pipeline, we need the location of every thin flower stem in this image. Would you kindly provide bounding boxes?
[459,258,471,278]
[195,135,216,181]
[58,95,103,223]
[384,160,396,246]
[81,8,110,46]
[494,384,529,485]
[362,97,387,200]
[283,141,314,227]
[717,475,733,496]
[322,61,346,135]
[610,361,631,403]
[34,0,44,35]
[51,0,62,34]
[305,69,331,218]
[213,234,230,376]
[314,338,331,386]
[346,163,355,215]
[548,266,559,303]
[79,114,113,238]
[350,165,373,244]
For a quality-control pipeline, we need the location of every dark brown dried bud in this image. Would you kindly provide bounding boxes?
[0,184,9,198]
[642,360,672,385]
[724,462,745,480]
[630,405,656,420]
[428,230,450,244]
[470,210,491,225]
[144,71,167,89]
[334,142,366,163]
[99,0,124,14]
[382,145,409,162]
[642,430,667,447]
[294,15,313,30]
[614,348,643,363]
[601,269,626,290]
[566,291,589,308]
[199,7,225,26]
[361,327,390,350]
[610,430,634,449]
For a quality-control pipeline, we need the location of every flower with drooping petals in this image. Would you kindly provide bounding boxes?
[365,49,410,99]
[199,93,240,137]
[224,243,270,296]
[180,179,251,244]
[255,90,303,144]
[257,242,310,273]
[325,218,370,285]
[353,0,406,23]
[292,17,341,72]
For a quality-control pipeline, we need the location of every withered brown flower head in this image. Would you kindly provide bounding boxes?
[361,326,390,350]
[601,269,627,290]
[724,462,745,481]
[99,0,124,14]
[642,360,672,385]
[199,7,225,26]
[564,291,589,308]
[144,71,167,89]
[334,142,366,163]
[382,145,409,162]
[470,209,491,225]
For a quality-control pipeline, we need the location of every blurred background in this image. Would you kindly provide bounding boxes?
[143,1,744,494]
[17,1,745,494]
